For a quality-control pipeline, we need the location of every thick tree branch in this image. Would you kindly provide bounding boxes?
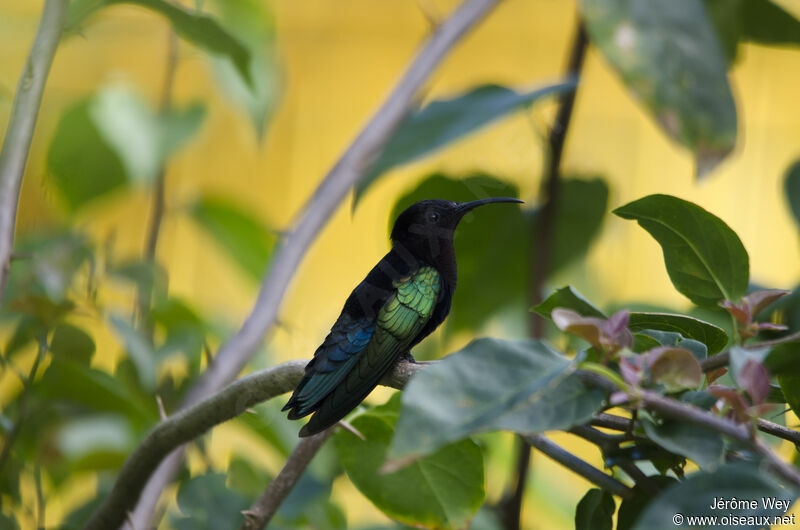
[240,428,334,530]
[523,434,634,500]
[126,0,502,526]
[83,360,421,530]
[0,0,68,305]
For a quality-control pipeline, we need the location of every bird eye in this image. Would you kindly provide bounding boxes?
[427,211,440,223]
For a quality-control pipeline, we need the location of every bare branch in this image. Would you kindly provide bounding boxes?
[0,0,68,304]
[127,0,502,525]
[523,434,634,499]
[240,429,334,530]
[83,360,422,530]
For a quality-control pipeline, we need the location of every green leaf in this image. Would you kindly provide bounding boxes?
[533,285,606,319]
[741,0,800,47]
[189,196,276,281]
[388,339,605,463]
[638,329,707,360]
[335,395,484,530]
[109,314,157,391]
[211,0,279,138]
[539,178,609,275]
[107,259,168,297]
[785,160,800,230]
[48,86,205,211]
[640,416,724,470]
[613,194,749,306]
[628,313,728,354]
[582,0,737,176]
[632,464,796,530]
[779,374,800,418]
[764,342,800,376]
[50,323,96,365]
[56,415,134,470]
[703,0,745,63]
[575,489,615,530]
[355,82,575,204]
[36,359,158,429]
[633,332,662,353]
[390,174,526,333]
[68,0,253,86]
[616,476,678,530]
[171,473,249,530]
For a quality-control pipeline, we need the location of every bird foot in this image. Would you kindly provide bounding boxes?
[399,351,417,364]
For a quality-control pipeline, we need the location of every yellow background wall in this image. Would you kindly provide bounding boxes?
[1,0,799,528]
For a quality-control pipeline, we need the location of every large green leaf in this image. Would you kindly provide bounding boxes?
[575,489,615,530]
[388,338,606,463]
[614,195,749,306]
[741,0,800,47]
[785,160,800,230]
[581,0,737,176]
[355,82,574,204]
[532,285,606,319]
[67,0,253,86]
[48,86,205,211]
[627,313,728,354]
[616,476,678,530]
[188,196,276,281]
[49,323,96,365]
[632,464,796,530]
[335,395,484,530]
[109,314,157,391]
[640,416,724,470]
[56,415,134,470]
[170,473,249,530]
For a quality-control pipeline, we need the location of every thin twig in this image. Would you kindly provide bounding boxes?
[0,338,47,475]
[0,0,69,305]
[700,331,800,373]
[126,0,502,526]
[523,434,633,500]
[35,462,45,530]
[240,429,334,530]
[504,19,588,529]
[83,360,422,530]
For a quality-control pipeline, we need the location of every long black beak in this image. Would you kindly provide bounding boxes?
[455,197,524,217]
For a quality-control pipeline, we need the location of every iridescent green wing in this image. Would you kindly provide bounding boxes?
[300,266,441,435]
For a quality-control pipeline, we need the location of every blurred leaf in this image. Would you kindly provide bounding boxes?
[109,314,157,390]
[640,416,723,470]
[171,473,249,530]
[741,0,800,47]
[50,323,96,364]
[0,513,20,530]
[227,456,269,497]
[57,415,134,470]
[785,160,800,230]
[638,329,707,360]
[627,313,728,354]
[703,0,745,63]
[275,473,332,524]
[67,0,252,85]
[614,195,749,306]
[150,298,207,368]
[616,476,678,530]
[391,174,526,333]
[189,195,276,281]
[108,259,168,297]
[533,285,606,319]
[335,395,484,530]
[739,358,769,404]
[764,342,800,375]
[388,339,605,463]
[355,82,575,204]
[646,347,703,391]
[4,316,47,358]
[211,0,279,138]
[37,359,158,428]
[235,401,299,458]
[48,86,205,211]
[575,489,615,530]
[539,178,609,275]
[632,464,795,529]
[728,346,769,384]
[779,374,800,418]
[582,0,736,176]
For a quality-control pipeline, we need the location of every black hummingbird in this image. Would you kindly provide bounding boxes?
[283,197,523,436]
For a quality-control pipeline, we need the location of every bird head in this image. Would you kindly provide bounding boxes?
[390,197,524,262]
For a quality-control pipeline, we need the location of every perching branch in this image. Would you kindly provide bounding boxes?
[126,0,502,526]
[0,0,68,305]
[523,434,634,500]
[83,360,421,530]
[240,428,335,530]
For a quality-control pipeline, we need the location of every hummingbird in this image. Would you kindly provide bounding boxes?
[283,197,523,436]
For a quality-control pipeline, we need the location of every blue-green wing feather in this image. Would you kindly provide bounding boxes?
[288,267,442,435]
